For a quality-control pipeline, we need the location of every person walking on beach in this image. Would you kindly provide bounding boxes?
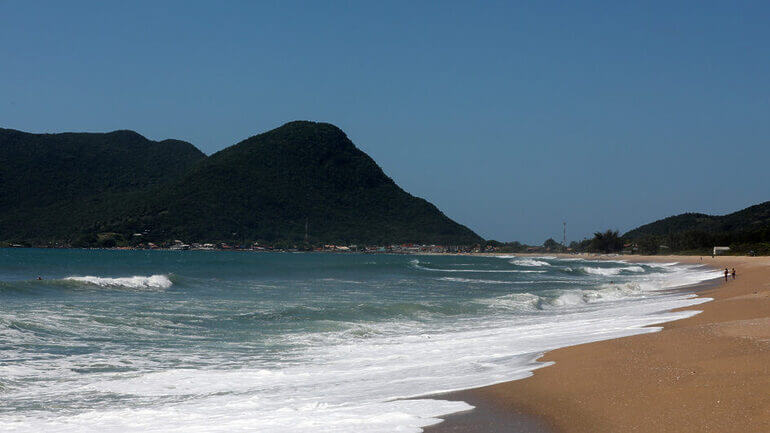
[732,268,736,280]
[724,268,729,281]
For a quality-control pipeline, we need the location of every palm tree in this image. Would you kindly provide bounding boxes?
[591,229,622,253]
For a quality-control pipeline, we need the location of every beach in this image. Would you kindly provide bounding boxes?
[426,255,770,433]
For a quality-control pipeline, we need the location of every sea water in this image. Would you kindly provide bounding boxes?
[0,249,719,432]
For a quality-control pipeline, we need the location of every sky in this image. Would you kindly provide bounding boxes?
[1,1,769,244]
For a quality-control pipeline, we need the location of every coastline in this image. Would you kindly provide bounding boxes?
[425,254,770,433]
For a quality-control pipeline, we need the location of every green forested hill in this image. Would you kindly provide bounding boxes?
[623,202,770,254]
[623,213,717,238]
[0,128,205,210]
[624,202,770,238]
[0,122,482,246]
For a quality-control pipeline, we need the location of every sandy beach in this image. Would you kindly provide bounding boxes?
[426,255,770,433]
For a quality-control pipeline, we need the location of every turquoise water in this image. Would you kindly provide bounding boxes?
[0,249,718,432]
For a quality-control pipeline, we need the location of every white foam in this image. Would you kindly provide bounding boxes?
[411,259,545,273]
[550,291,586,306]
[481,292,541,311]
[434,268,546,274]
[510,258,551,267]
[582,265,644,276]
[647,262,679,268]
[64,274,173,290]
[438,277,510,284]
[581,266,622,276]
[2,292,712,433]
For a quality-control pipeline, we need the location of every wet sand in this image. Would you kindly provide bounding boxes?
[425,255,770,433]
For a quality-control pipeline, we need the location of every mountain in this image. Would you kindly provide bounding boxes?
[0,128,206,242]
[0,128,205,210]
[623,202,770,254]
[0,122,482,246]
[624,202,770,239]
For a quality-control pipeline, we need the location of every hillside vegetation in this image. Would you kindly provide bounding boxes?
[622,202,770,254]
[0,122,481,247]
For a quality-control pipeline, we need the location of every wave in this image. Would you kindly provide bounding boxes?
[482,281,651,312]
[63,275,173,290]
[438,277,511,285]
[236,301,484,323]
[581,266,645,276]
[0,274,175,294]
[646,262,679,268]
[440,277,575,286]
[495,255,555,262]
[479,292,543,311]
[410,259,546,274]
[318,278,365,284]
[510,258,551,267]
[549,284,644,307]
[0,280,46,295]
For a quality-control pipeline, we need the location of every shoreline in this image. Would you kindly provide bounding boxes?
[425,254,770,433]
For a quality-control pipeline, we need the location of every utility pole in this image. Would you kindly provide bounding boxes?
[304,217,309,243]
[563,221,567,249]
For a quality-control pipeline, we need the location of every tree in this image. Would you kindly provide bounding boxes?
[570,239,592,252]
[72,233,98,248]
[591,230,623,253]
[543,238,561,251]
[637,236,660,255]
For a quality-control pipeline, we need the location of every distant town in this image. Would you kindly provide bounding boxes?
[1,227,756,257]
[3,238,504,254]
[121,240,500,254]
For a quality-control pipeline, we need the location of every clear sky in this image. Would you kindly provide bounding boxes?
[2,1,769,244]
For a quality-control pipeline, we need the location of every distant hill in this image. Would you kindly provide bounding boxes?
[623,202,770,254]
[624,202,770,238]
[0,128,205,210]
[0,122,482,246]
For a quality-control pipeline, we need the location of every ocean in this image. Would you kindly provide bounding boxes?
[0,249,719,432]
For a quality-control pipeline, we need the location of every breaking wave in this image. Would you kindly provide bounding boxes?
[438,277,511,284]
[581,266,645,276]
[481,281,660,312]
[410,259,545,273]
[510,258,551,267]
[63,274,173,290]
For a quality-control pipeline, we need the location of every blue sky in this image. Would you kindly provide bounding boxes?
[2,1,769,243]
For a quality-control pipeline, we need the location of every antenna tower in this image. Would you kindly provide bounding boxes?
[562,221,567,248]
